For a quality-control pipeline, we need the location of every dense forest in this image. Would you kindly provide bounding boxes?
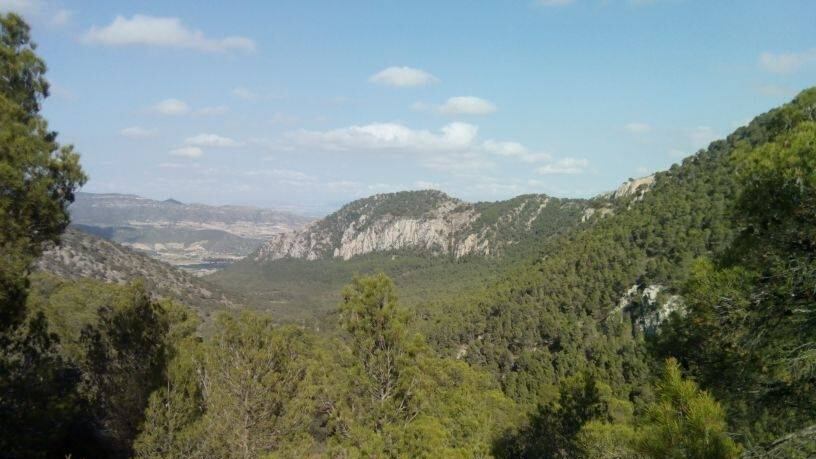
[1,13,814,458]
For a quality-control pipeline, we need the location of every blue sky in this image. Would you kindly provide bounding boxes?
[3,0,815,214]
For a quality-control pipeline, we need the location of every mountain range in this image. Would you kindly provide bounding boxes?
[68,192,312,274]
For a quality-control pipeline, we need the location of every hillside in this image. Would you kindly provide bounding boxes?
[35,228,236,319]
[417,87,816,452]
[69,192,312,273]
[210,191,593,321]
[254,190,588,261]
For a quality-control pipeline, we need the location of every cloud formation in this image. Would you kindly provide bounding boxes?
[152,98,189,115]
[624,122,651,134]
[120,126,156,138]
[758,49,816,74]
[232,87,258,101]
[537,158,589,175]
[82,15,256,53]
[292,122,478,152]
[439,96,497,115]
[185,133,242,148]
[482,140,551,163]
[169,146,203,158]
[369,66,438,87]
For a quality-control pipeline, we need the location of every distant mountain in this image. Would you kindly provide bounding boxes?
[35,228,236,318]
[69,192,313,273]
[210,189,603,321]
[254,190,590,262]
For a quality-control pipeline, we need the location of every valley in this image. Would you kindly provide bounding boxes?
[68,192,312,274]
[3,6,815,457]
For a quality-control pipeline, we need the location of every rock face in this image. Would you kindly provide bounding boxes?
[612,175,656,201]
[36,229,235,315]
[255,190,586,262]
[611,283,684,334]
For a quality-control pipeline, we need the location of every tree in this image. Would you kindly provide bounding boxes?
[0,13,85,330]
[340,273,420,424]
[77,284,177,457]
[0,13,86,458]
[635,358,740,459]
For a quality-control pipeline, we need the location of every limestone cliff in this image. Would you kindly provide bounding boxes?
[254,190,586,262]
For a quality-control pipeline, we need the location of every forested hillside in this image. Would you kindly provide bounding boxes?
[418,87,816,456]
[210,190,590,321]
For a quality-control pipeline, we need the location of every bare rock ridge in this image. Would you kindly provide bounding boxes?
[255,190,588,262]
[612,175,656,200]
[36,229,234,315]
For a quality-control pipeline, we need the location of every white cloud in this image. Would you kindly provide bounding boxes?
[0,0,42,15]
[232,87,258,101]
[537,158,589,175]
[195,105,229,116]
[185,133,242,148]
[0,1,70,26]
[756,84,794,97]
[169,146,203,158]
[291,122,478,152]
[689,126,718,150]
[120,126,156,138]
[82,15,256,53]
[50,8,71,25]
[439,96,497,115]
[369,66,438,87]
[158,162,186,169]
[245,168,315,186]
[759,49,816,74]
[624,122,651,134]
[152,98,189,115]
[482,140,551,163]
[537,0,575,6]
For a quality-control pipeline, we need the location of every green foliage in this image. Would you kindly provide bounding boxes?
[655,119,816,448]
[634,359,740,459]
[0,13,86,458]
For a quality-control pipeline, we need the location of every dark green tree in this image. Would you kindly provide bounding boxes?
[0,12,86,458]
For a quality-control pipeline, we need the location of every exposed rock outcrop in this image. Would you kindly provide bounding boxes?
[611,283,684,334]
[612,175,656,201]
[254,190,586,262]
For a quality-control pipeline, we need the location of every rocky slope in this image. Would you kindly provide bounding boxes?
[254,190,589,262]
[70,192,312,273]
[35,229,236,317]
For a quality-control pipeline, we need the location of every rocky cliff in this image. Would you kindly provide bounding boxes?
[254,190,588,262]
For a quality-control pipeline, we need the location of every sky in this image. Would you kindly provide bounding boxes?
[2,0,815,215]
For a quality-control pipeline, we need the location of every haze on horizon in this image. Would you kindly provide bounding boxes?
[5,0,815,214]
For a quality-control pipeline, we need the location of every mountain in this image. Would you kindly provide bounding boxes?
[254,189,589,262]
[69,192,312,274]
[35,228,236,318]
[209,190,597,322]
